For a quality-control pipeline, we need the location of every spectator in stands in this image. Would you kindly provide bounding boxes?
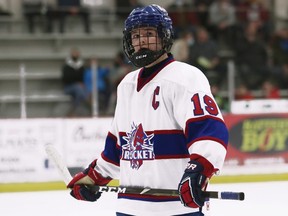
[261,80,280,99]
[83,57,111,116]
[61,48,90,117]
[208,0,237,48]
[236,0,271,42]
[46,0,91,33]
[167,0,197,38]
[170,30,195,63]
[22,0,50,33]
[234,21,270,90]
[234,83,254,100]
[194,0,214,28]
[188,26,226,87]
[270,27,288,66]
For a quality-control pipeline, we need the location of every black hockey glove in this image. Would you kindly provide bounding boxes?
[178,156,215,208]
[70,185,102,202]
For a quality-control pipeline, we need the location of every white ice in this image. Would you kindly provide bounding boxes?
[0,181,287,216]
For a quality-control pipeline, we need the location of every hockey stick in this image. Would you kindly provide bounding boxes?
[89,185,245,200]
[45,144,245,201]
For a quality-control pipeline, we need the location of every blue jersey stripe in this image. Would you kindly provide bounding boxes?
[153,131,189,158]
[102,132,120,166]
[185,116,229,148]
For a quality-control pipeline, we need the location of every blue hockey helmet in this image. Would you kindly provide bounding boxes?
[123,4,174,67]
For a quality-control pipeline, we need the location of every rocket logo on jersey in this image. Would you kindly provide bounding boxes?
[122,123,155,169]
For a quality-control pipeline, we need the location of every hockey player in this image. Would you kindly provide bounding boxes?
[67,4,228,216]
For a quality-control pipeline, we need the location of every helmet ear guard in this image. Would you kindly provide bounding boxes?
[123,4,174,67]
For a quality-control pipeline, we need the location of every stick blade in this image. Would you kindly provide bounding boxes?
[44,144,72,185]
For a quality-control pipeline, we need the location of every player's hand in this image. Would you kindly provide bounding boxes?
[67,159,111,202]
[68,184,101,202]
[178,156,215,208]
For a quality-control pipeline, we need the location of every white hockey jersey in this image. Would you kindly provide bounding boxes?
[95,57,228,215]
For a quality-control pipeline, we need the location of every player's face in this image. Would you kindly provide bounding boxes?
[131,27,162,52]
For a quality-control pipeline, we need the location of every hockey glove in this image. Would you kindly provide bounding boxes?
[178,156,215,208]
[67,159,111,202]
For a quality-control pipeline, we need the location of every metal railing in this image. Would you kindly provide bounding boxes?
[1,60,288,118]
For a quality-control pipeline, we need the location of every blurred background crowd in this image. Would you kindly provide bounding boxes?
[0,0,287,117]
[167,0,288,112]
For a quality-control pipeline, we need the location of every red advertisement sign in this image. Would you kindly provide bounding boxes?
[223,114,288,166]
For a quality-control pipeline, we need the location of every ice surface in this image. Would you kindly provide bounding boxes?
[0,181,287,216]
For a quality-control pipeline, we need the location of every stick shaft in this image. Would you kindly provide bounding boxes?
[89,185,244,201]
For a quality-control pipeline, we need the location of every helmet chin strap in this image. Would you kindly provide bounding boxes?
[131,48,165,68]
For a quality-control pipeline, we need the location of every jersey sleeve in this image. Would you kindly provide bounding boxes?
[172,73,228,171]
[94,119,120,179]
